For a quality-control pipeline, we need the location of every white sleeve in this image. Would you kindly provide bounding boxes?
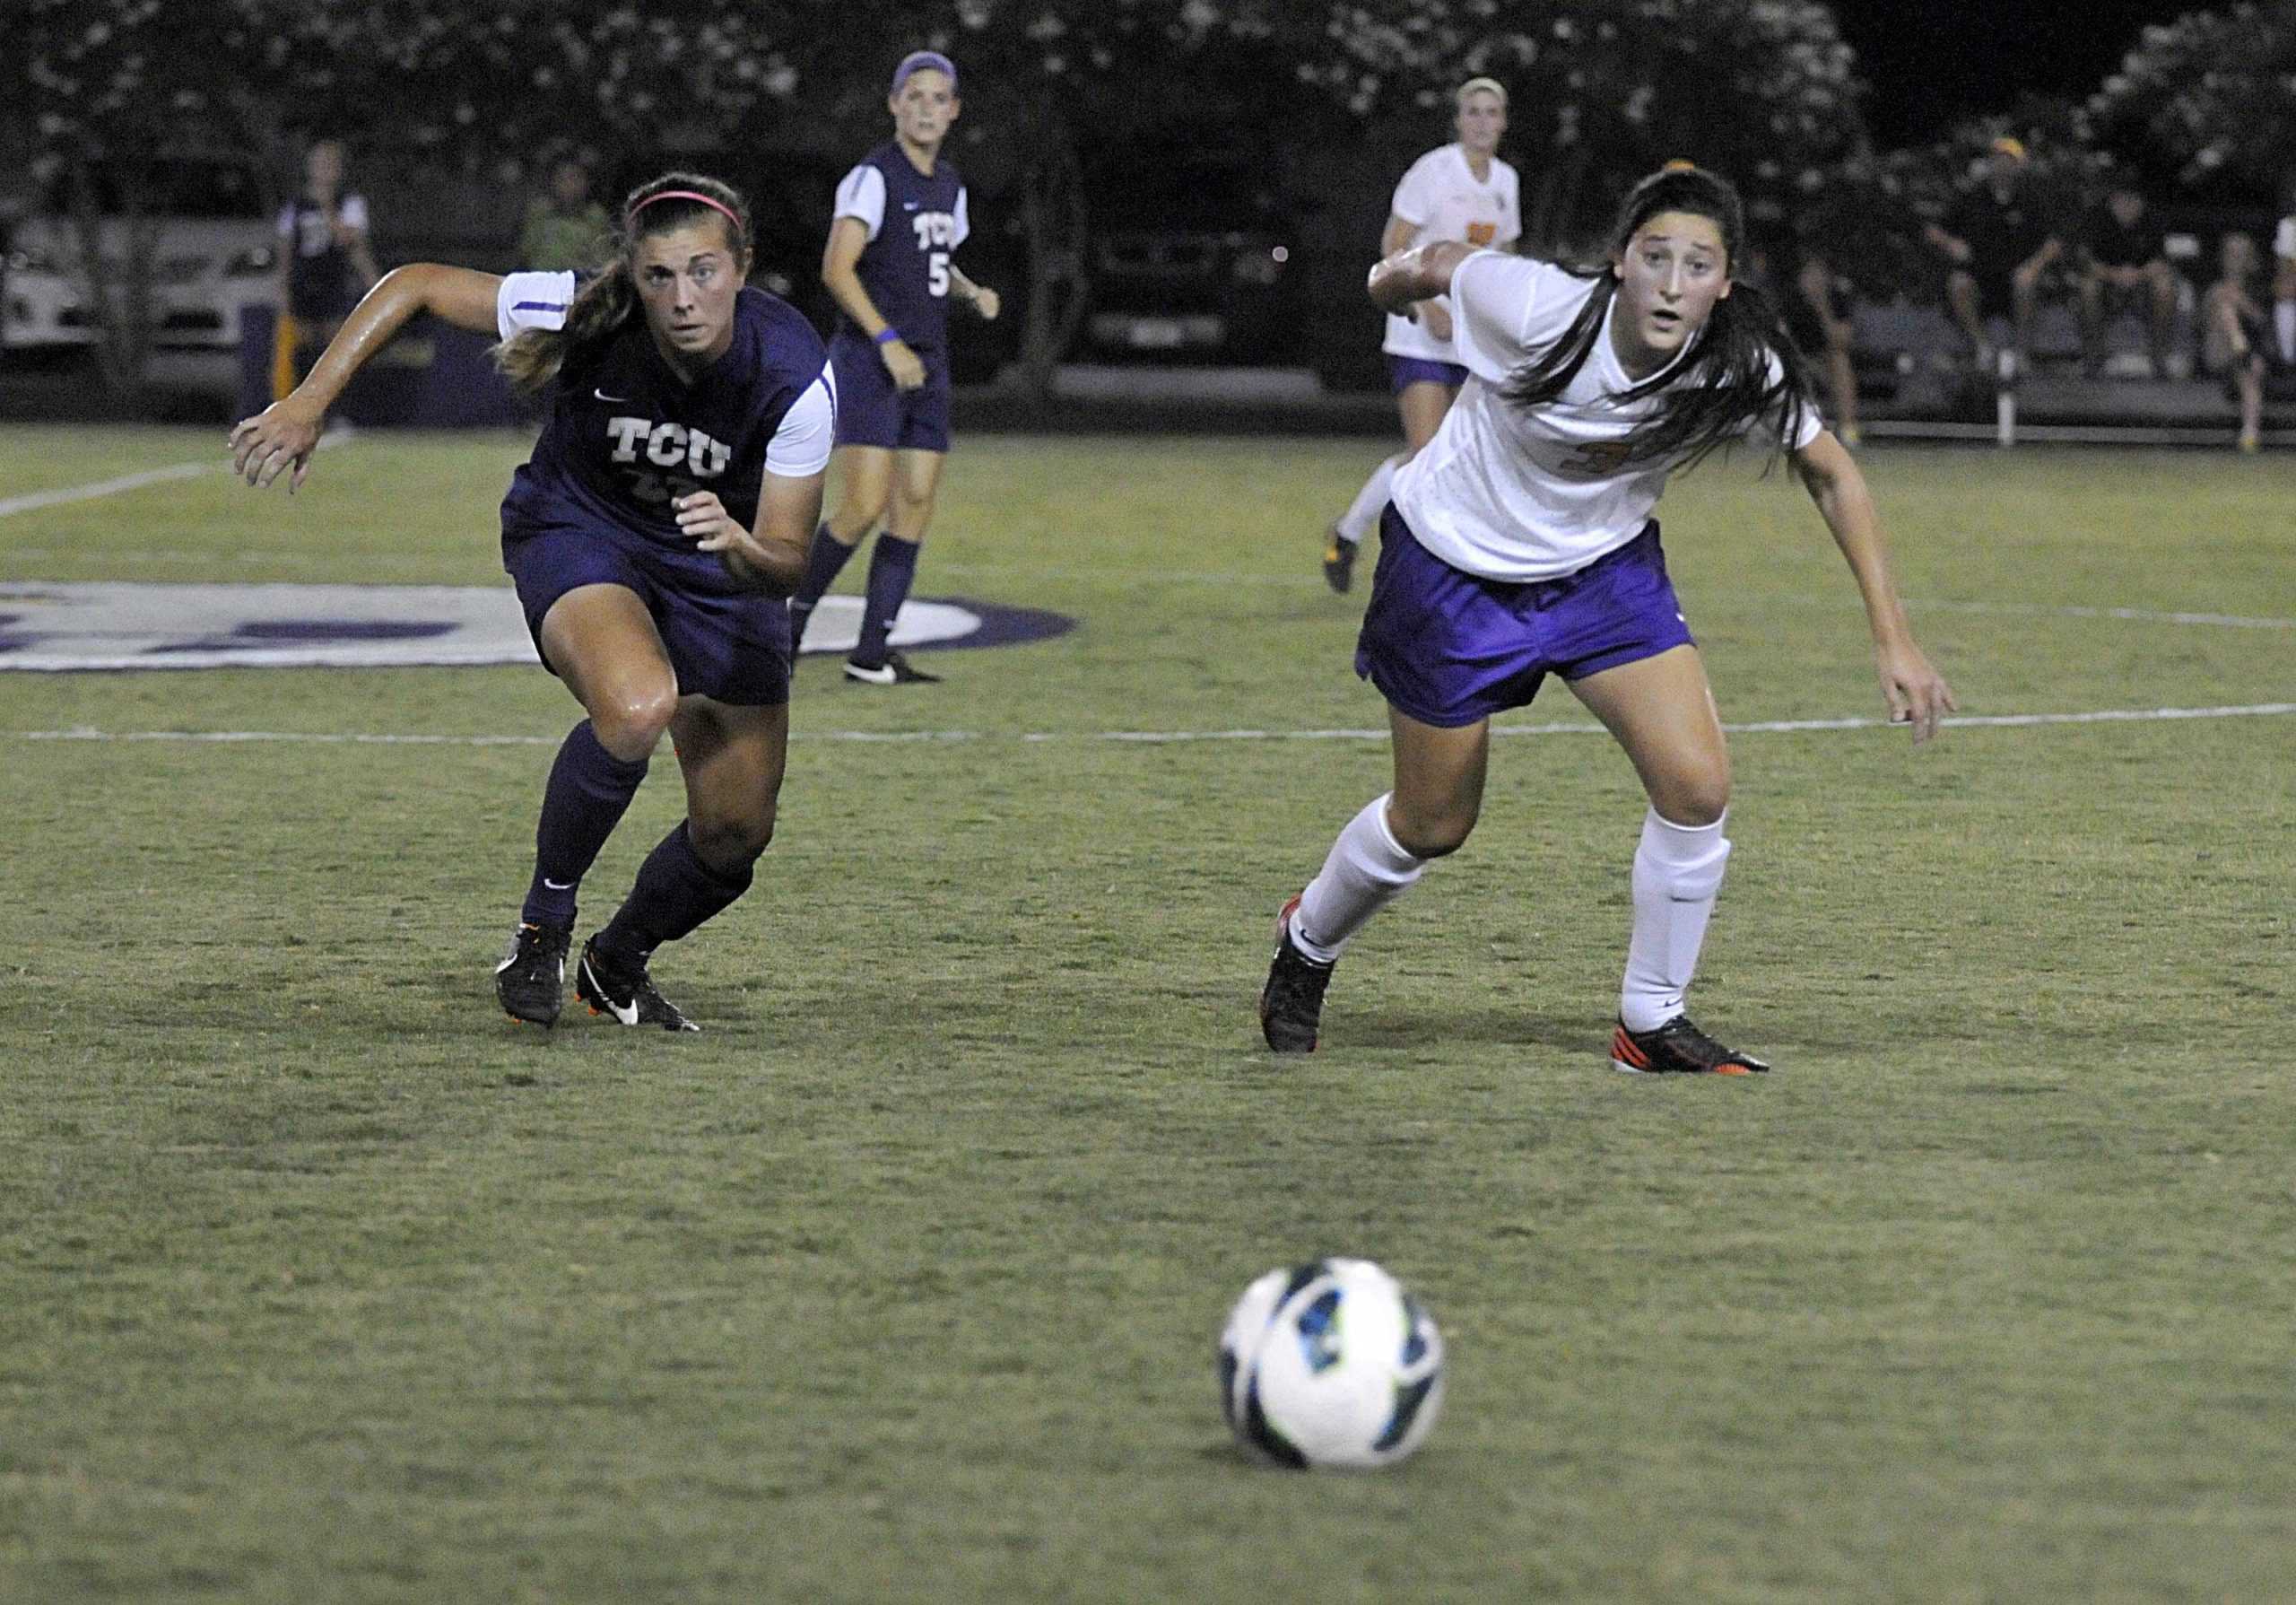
[1389,151,1440,229]
[339,194,370,233]
[1761,351,1826,450]
[2276,216,2296,262]
[496,271,578,341]
[765,363,837,477]
[952,188,970,249]
[1499,164,1523,248]
[1448,251,1562,385]
[833,164,888,242]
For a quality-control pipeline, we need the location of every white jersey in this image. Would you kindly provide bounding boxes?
[2275,214,2296,263]
[1381,144,1522,363]
[1391,252,1822,583]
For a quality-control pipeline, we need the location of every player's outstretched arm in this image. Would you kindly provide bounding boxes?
[1368,240,1479,315]
[229,264,503,493]
[1792,430,1959,743]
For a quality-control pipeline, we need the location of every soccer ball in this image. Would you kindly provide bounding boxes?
[1217,1257,1446,1470]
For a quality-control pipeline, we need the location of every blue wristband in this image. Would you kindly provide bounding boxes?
[874,327,902,346]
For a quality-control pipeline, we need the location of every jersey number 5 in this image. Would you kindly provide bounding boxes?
[927,251,950,297]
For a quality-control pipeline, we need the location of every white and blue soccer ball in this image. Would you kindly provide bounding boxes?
[1218,1256,1446,1470]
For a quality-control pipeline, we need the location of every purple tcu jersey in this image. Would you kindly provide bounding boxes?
[502,284,831,550]
[835,142,970,351]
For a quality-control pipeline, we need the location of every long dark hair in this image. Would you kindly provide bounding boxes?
[1501,165,1815,474]
[495,170,753,396]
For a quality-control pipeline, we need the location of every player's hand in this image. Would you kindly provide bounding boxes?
[228,398,325,493]
[882,338,926,390]
[969,286,1001,321]
[674,490,751,554]
[1419,301,1454,343]
[1877,639,1958,745]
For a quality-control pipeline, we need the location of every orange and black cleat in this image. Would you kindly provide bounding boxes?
[1610,1015,1770,1076]
[1258,895,1335,1054]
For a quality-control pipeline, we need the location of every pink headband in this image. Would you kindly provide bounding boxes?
[630,188,744,237]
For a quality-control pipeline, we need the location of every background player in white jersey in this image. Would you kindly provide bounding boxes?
[1322,78,1519,594]
[1262,165,1957,1073]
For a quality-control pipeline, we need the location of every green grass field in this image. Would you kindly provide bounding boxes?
[2,425,2291,1601]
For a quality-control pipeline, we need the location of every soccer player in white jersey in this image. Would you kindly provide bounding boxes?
[1262,165,1958,1073]
[1322,78,1520,594]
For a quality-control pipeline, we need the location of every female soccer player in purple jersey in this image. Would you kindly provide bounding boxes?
[1260,165,1958,1073]
[1321,78,1519,595]
[229,173,837,1033]
[787,49,1001,685]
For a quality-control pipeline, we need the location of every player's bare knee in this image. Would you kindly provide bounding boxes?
[1657,779,1730,828]
[592,689,677,761]
[690,811,773,871]
[1387,803,1475,859]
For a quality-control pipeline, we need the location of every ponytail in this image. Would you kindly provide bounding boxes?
[1500,166,1818,475]
[496,266,637,396]
[493,170,753,397]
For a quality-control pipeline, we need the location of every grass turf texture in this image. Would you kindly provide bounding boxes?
[1,426,2291,1601]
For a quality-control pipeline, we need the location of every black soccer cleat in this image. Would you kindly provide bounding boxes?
[1610,1014,1770,1076]
[495,920,571,1027]
[845,649,943,685]
[1259,895,1335,1053]
[1322,529,1359,595]
[575,938,700,1033]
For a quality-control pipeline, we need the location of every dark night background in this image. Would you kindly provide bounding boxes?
[1837,0,2209,144]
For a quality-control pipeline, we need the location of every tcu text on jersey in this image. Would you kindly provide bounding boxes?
[604,416,733,504]
[911,211,957,296]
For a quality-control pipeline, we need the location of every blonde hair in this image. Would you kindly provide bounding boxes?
[1456,76,1507,111]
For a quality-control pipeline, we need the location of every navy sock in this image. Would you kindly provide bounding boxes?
[789,523,862,625]
[855,535,922,666]
[521,720,649,929]
[594,822,755,964]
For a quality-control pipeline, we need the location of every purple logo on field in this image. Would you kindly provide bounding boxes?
[0,583,1074,671]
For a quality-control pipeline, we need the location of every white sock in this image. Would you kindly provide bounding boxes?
[2277,300,2296,366]
[1619,808,1731,1034]
[1291,794,1426,963]
[1334,453,1402,545]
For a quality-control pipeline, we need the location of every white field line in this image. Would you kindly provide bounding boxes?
[0,426,358,520]
[13,702,2295,752]
[931,564,2296,631]
[0,463,213,518]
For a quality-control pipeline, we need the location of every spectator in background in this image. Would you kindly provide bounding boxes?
[519,154,610,272]
[274,138,378,383]
[1925,136,2063,374]
[2078,179,2179,377]
[1745,227,1863,448]
[2200,231,2272,453]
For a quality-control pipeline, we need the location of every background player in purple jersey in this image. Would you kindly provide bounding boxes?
[228,173,836,1034]
[1259,166,1956,1074]
[787,49,1001,685]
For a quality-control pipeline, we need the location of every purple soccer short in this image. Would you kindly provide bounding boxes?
[829,327,952,452]
[1353,504,1695,728]
[501,514,792,707]
[1388,355,1470,393]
